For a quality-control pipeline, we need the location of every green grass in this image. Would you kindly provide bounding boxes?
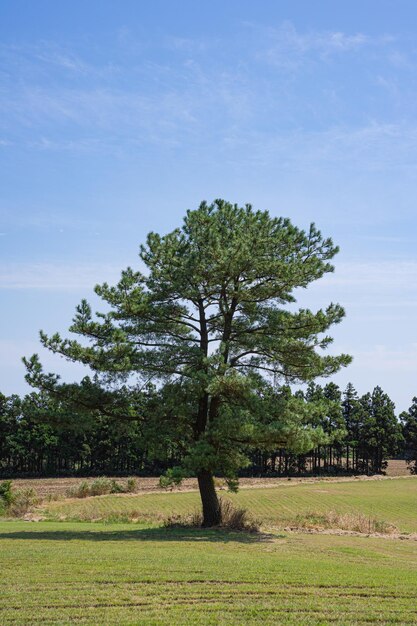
[2,478,417,624]
[1,521,417,625]
[41,477,417,533]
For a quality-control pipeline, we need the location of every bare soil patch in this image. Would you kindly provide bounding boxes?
[385,459,409,476]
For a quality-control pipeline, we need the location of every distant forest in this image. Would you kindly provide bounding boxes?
[1,382,417,478]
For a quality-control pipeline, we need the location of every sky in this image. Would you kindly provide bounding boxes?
[1,0,417,412]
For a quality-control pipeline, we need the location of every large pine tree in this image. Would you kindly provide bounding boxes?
[24,200,351,526]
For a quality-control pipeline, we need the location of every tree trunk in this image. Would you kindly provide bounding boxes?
[198,470,221,527]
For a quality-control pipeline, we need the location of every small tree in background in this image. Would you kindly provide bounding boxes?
[342,382,364,471]
[359,386,403,474]
[24,200,351,526]
[302,382,346,472]
[401,397,417,474]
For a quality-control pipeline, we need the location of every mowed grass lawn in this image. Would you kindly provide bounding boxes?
[1,521,417,625]
[42,476,417,533]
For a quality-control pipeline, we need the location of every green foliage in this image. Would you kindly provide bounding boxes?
[159,467,187,489]
[342,382,363,447]
[0,389,148,476]
[89,478,115,496]
[0,480,13,507]
[401,397,417,474]
[0,381,406,479]
[224,477,240,493]
[358,386,404,473]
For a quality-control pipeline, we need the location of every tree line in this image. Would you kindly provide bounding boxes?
[1,381,416,478]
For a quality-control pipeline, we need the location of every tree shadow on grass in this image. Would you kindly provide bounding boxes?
[0,526,279,543]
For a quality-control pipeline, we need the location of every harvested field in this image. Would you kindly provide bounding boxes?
[9,458,411,499]
[10,476,181,499]
[386,459,409,476]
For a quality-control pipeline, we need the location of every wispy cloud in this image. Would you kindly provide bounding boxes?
[358,235,415,243]
[33,47,91,74]
[248,21,393,70]
[0,209,101,232]
[297,259,417,311]
[0,262,124,290]
[4,80,417,173]
[320,341,417,411]
[0,72,249,152]
[0,26,413,168]
[353,344,417,372]
[168,36,213,54]
[0,41,113,78]
[0,18,414,255]
[0,338,90,395]
[221,121,417,174]
[322,260,417,289]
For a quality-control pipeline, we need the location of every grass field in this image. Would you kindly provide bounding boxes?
[1,476,417,624]
[40,476,417,533]
[1,521,417,624]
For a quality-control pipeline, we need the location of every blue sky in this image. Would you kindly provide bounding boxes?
[1,0,417,412]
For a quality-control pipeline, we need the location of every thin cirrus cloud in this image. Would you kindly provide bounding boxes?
[0,21,414,182]
[0,61,415,187]
[0,85,212,149]
[354,344,417,371]
[296,259,417,311]
[0,41,108,78]
[4,96,417,177]
[0,262,123,291]
[322,260,417,288]
[0,338,90,396]
[221,122,417,173]
[0,23,403,139]
[246,20,394,68]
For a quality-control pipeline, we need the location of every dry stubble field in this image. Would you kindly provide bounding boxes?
[9,458,410,498]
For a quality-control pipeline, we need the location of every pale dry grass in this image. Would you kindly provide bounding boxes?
[292,510,398,534]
